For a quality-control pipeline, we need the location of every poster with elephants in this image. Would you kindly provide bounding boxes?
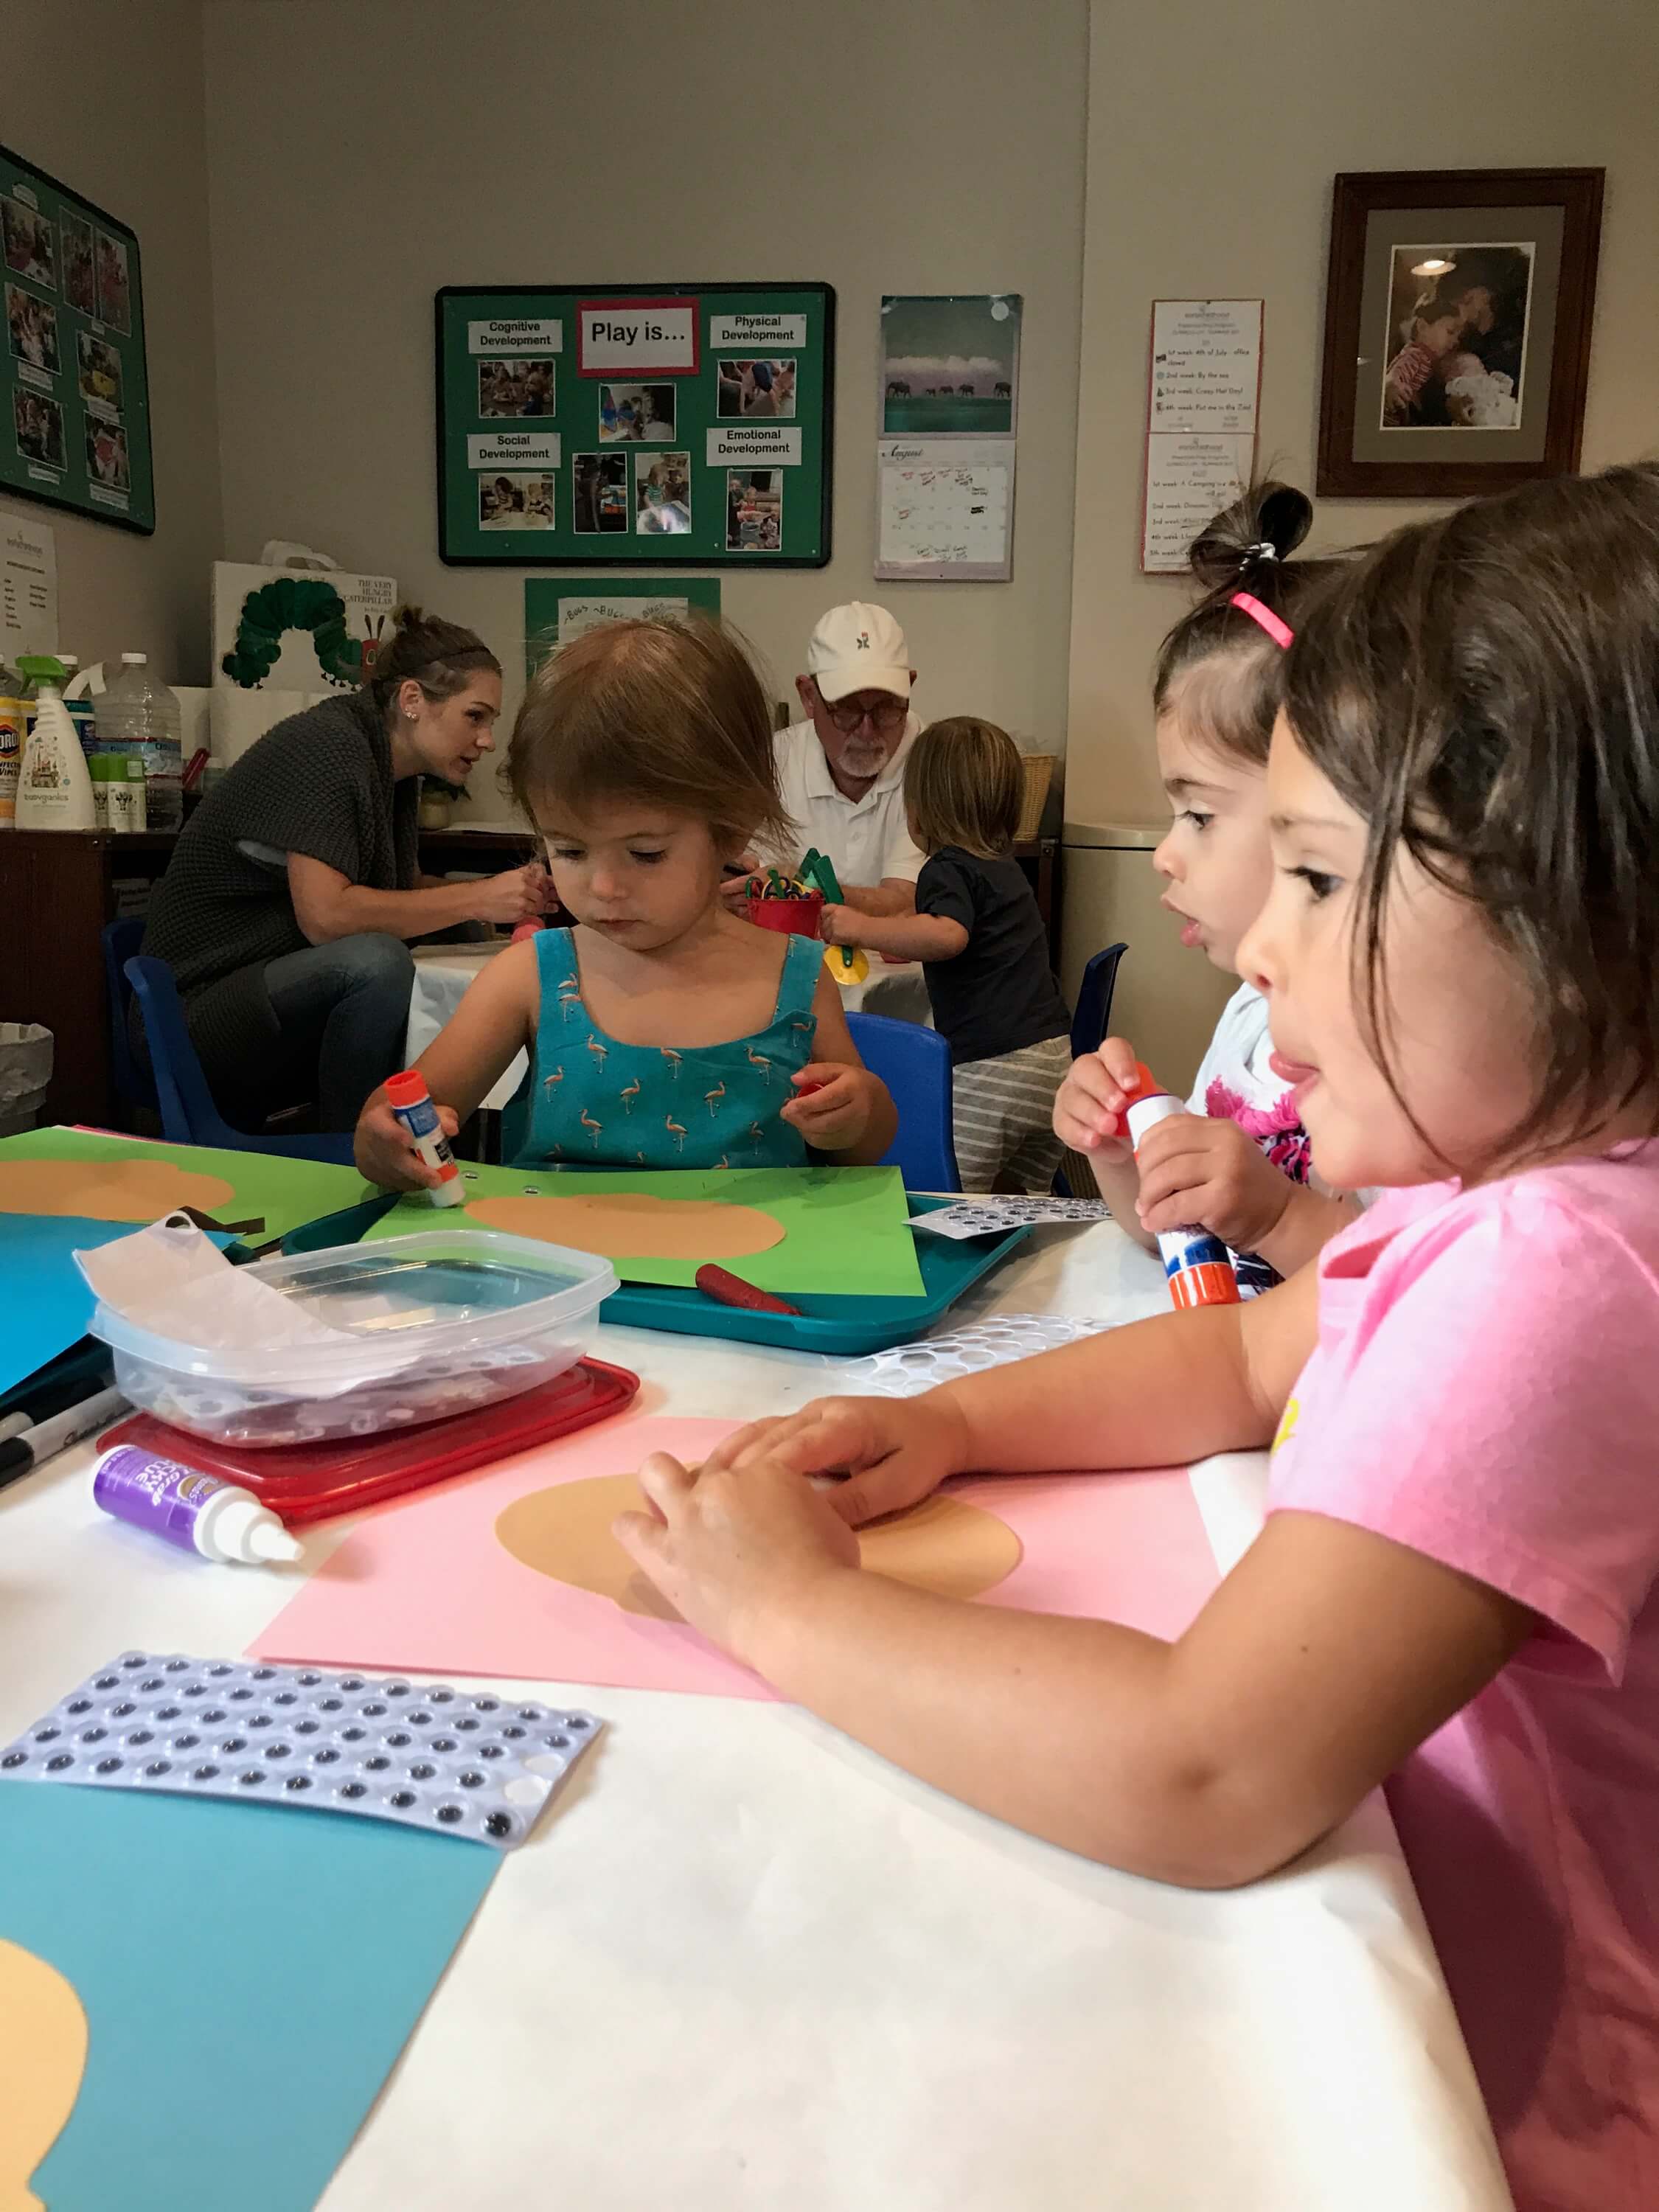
[880,295,1020,437]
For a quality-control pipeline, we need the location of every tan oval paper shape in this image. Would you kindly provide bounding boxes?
[0,1157,237,1222]
[467,1192,785,1262]
[0,1938,88,2205]
[495,1473,1022,1620]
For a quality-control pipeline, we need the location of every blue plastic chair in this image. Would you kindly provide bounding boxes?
[846,1011,961,1194]
[100,916,156,1118]
[123,954,357,1164]
[1070,941,1128,1057]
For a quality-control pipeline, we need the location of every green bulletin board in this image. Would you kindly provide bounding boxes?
[1,140,153,534]
[437,282,832,568]
[523,577,722,682]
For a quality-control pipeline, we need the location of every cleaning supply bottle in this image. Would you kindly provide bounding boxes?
[60,658,98,756]
[13,656,97,830]
[98,651,184,830]
[93,1446,303,1565]
[0,655,25,827]
[1119,1062,1242,1310]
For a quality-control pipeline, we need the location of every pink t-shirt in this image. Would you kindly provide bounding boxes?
[1269,1148,1659,2212]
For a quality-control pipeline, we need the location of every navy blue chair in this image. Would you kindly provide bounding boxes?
[100,916,156,1119]
[123,954,357,1164]
[1054,940,1128,1196]
[846,1010,961,1194]
[1070,940,1128,1057]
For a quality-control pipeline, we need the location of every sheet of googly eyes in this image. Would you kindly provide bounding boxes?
[835,1313,1121,1395]
[910,1198,1112,1240]
[1,1653,602,1851]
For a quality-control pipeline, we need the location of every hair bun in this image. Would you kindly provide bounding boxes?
[389,602,426,632]
[1188,480,1315,592]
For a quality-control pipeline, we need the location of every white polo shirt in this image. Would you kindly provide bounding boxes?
[757,715,925,887]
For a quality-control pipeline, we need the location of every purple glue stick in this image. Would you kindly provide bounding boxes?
[93,1446,302,1565]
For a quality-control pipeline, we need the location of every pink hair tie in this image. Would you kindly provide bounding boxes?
[1230,592,1293,650]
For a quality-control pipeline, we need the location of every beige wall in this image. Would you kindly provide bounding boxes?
[3,0,223,684]
[1068,0,1659,827]
[201,0,1088,821]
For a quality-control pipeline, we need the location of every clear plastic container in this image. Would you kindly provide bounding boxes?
[97,651,184,830]
[88,1228,618,1447]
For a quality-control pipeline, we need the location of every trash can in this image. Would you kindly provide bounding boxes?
[0,1022,52,1136]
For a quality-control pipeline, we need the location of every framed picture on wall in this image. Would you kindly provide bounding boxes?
[1316,167,1602,499]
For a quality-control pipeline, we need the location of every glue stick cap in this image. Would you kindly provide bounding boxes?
[385,1071,426,1107]
[1119,1062,1171,1107]
[1121,1062,1182,1150]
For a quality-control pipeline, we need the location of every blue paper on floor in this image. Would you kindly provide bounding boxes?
[0,1778,499,2212]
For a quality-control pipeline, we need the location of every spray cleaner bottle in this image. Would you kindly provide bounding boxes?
[1119,1061,1241,1310]
[14,655,96,830]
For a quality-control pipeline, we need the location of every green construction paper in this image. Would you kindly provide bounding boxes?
[364,1163,927,1297]
[0,1130,373,1242]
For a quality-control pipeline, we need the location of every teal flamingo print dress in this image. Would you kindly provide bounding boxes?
[511,926,822,1169]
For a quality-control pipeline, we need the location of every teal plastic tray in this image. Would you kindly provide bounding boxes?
[281,1194,1029,1357]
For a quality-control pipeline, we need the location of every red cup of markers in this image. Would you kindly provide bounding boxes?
[745,889,824,940]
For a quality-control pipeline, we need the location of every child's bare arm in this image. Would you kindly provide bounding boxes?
[615,1458,1531,1885]
[1052,1036,1157,1251]
[354,942,536,1190]
[699,1251,1322,1520]
[615,1259,1530,1884]
[778,966,900,1164]
[821,905,967,961]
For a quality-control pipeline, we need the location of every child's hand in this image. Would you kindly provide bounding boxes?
[698,1392,970,1525]
[780,1062,877,1150]
[353,1093,461,1194]
[612,1450,861,1669]
[818,903,859,947]
[1052,1034,1142,1156]
[1133,1111,1291,1253]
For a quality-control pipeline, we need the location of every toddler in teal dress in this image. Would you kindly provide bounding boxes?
[354,615,895,1185]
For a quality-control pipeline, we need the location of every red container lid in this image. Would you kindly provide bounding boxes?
[97,1356,640,1526]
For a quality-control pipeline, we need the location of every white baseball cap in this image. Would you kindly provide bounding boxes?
[805,602,911,704]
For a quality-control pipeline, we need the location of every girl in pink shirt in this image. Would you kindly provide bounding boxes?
[611,462,1659,2212]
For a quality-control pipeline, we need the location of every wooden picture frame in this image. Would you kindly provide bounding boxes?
[1317,167,1601,499]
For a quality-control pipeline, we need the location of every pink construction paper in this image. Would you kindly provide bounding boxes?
[252,1415,1219,1701]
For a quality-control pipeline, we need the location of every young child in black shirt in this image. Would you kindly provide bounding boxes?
[821,717,1072,1190]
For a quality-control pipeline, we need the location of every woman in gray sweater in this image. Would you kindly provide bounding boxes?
[141,608,547,1130]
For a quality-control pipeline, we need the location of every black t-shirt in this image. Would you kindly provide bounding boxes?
[914,846,1071,1065]
[142,689,419,1065]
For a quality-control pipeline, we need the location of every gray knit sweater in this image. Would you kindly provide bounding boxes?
[141,689,419,1072]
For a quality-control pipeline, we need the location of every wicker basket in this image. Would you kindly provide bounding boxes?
[1017,753,1057,841]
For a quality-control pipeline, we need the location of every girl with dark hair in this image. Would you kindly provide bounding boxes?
[142,606,546,1130]
[1056,483,1360,1291]
[609,465,1659,2212]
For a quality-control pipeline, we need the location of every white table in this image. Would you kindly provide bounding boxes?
[406,943,934,1118]
[0,1221,1512,2209]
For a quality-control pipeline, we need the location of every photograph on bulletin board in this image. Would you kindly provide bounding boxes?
[0,139,153,533]
[436,284,833,567]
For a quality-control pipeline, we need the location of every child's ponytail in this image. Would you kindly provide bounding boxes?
[1154,481,1340,765]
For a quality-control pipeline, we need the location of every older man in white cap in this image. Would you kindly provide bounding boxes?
[732,601,923,916]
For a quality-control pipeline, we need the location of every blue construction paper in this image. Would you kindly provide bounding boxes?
[0,1214,234,1401]
[0,1215,139,1398]
[0,1779,498,2212]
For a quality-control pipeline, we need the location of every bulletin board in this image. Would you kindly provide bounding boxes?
[435,282,832,568]
[0,140,153,535]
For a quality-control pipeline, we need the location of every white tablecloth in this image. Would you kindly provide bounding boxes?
[0,1220,1511,2210]
[406,944,933,1117]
